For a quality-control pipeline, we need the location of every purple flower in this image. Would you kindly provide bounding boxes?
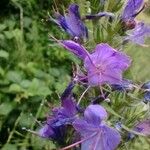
[143,92,150,103]
[61,41,131,86]
[125,22,150,45]
[39,98,77,143]
[134,120,150,136]
[111,79,134,92]
[121,0,145,30]
[121,1,150,45]
[84,44,131,86]
[122,0,144,20]
[142,81,150,90]
[61,40,89,59]
[73,105,121,150]
[141,81,150,103]
[61,81,75,101]
[51,4,88,39]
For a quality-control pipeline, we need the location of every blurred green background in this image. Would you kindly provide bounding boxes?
[0,0,150,149]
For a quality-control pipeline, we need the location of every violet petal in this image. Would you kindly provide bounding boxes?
[84,43,131,86]
[125,22,150,45]
[84,105,108,125]
[65,4,88,38]
[61,40,89,59]
[122,0,144,19]
[134,120,150,136]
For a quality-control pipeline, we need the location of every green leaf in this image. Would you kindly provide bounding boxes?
[4,31,14,39]
[6,71,23,83]
[9,84,23,93]
[121,136,150,150]
[0,102,13,116]
[0,67,5,76]
[0,50,9,59]
[103,103,124,119]
[0,33,5,40]
[27,78,51,96]
[0,24,7,32]
[37,86,51,96]
[2,144,17,150]
[20,80,31,89]
[18,113,33,127]
[23,17,32,28]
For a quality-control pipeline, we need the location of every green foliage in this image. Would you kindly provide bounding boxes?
[0,0,150,149]
[0,0,71,149]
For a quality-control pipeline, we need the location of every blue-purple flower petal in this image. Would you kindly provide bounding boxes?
[65,4,88,38]
[51,4,88,39]
[39,98,77,142]
[142,81,150,90]
[52,13,71,34]
[111,79,134,91]
[73,105,121,150]
[84,43,131,86]
[61,40,89,59]
[122,0,144,20]
[134,120,150,136]
[125,22,150,45]
[84,105,107,125]
[61,81,75,101]
[39,124,54,138]
[143,92,150,103]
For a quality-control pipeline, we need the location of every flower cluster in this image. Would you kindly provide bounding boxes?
[33,1,150,150]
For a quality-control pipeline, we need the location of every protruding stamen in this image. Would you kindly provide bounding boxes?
[60,132,97,150]
[22,127,39,136]
[77,86,90,105]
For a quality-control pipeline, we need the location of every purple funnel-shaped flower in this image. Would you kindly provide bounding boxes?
[84,44,131,86]
[141,81,150,103]
[51,4,88,39]
[61,81,75,101]
[61,41,131,86]
[134,119,150,136]
[125,22,150,45]
[142,81,150,90]
[111,79,134,92]
[143,92,150,103]
[122,0,144,20]
[61,40,89,59]
[73,105,121,150]
[39,98,77,143]
[121,0,144,30]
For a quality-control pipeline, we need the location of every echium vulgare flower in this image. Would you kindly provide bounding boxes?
[50,4,88,39]
[121,0,145,29]
[128,119,150,140]
[121,0,150,45]
[122,0,144,20]
[111,79,134,92]
[134,119,150,136]
[73,105,121,150]
[124,22,150,46]
[141,81,150,103]
[39,98,77,143]
[83,0,144,29]
[61,40,131,86]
